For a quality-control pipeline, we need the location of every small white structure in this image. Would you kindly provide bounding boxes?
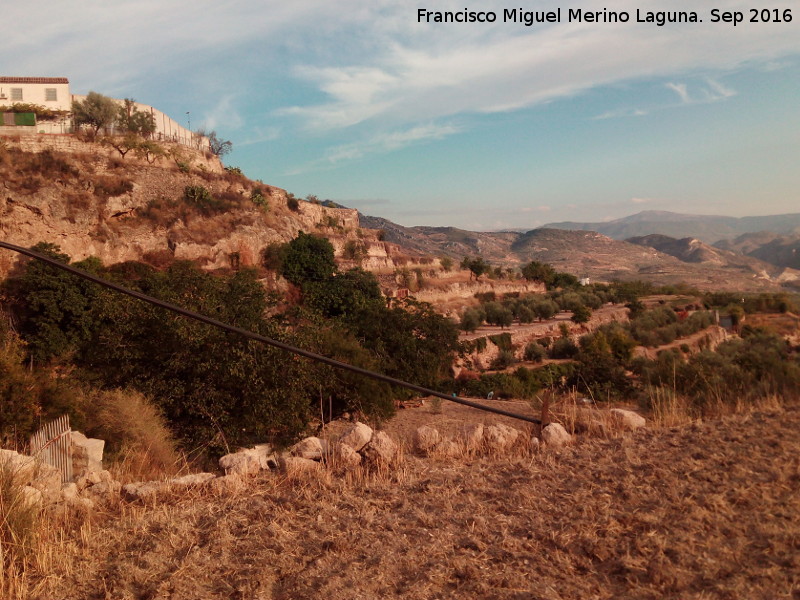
[0,75,208,149]
[579,276,591,286]
[0,76,72,133]
[0,76,72,111]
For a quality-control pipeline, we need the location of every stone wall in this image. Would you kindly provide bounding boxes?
[3,133,222,172]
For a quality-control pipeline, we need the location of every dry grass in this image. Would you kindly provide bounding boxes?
[89,388,183,483]
[10,400,798,599]
[0,460,43,598]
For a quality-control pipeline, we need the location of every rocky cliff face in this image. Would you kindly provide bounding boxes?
[0,136,395,278]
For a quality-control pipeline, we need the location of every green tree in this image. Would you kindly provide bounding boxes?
[460,307,484,332]
[116,99,156,137]
[521,261,556,286]
[460,256,490,280]
[279,232,337,287]
[570,304,592,324]
[72,91,119,136]
[6,243,102,362]
[304,268,383,319]
[83,262,316,450]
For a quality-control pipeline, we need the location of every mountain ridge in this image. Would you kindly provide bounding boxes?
[542,210,800,243]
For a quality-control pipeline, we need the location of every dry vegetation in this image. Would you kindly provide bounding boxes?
[5,399,797,600]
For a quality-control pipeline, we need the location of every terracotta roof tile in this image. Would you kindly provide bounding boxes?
[0,77,69,84]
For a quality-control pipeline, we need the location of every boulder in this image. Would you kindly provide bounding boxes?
[84,480,122,500]
[326,442,362,469]
[71,431,105,476]
[435,439,461,458]
[171,473,216,487]
[610,409,646,431]
[484,424,520,452]
[413,426,441,454]
[21,486,43,508]
[122,472,215,501]
[362,431,398,463]
[0,449,37,482]
[291,437,328,460]
[219,444,274,476]
[541,423,572,449]
[122,481,162,501]
[458,424,485,452]
[61,482,79,502]
[209,473,245,494]
[30,462,62,502]
[339,422,373,452]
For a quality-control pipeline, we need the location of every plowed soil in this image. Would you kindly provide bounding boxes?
[37,403,800,600]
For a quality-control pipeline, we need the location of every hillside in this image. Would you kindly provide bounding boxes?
[1,137,796,294]
[626,234,793,277]
[31,401,800,600]
[715,231,800,270]
[544,210,800,244]
[0,137,416,280]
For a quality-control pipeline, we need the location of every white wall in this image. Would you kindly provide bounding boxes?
[71,94,209,151]
[0,78,72,111]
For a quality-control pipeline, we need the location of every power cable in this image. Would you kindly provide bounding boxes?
[0,241,541,425]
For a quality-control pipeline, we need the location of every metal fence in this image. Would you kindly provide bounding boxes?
[29,415,72,484]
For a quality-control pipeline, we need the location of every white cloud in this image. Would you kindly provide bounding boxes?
[324,123,461,163]
[275,0,799,133]
[593,107,648,120]
[705,78,737,100]
[666,82,691,104]
[200,95,242,131]
[284,122,461,174]
[631,197,651,204]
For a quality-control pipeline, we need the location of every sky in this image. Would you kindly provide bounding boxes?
[3,0,799,231]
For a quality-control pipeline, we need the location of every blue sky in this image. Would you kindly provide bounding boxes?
[3,0,799,230]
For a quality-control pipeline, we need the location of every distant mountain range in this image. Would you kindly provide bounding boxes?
[542,210,800,244]
[359,212,800,291]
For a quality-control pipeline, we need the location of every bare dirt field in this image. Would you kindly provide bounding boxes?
[33,400,800,600]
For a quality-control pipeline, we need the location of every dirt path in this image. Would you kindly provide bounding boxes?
[38,402,800,600]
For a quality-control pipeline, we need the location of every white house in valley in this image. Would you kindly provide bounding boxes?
[0,76,207,150]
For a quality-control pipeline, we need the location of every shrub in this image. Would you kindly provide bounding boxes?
[550,337,578,359]
[88,388,180,481]
[342,240,367,262]
[92,174,134,198]
[524,342,546,363]
[286,194,300,212]
[280,232,336,287]
[460,308,484,332]
[490,350,517,370]
[250,189,269,209]
[183,185,223,214]
[488,332,513,351]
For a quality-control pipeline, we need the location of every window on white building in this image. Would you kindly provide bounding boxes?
[45,88,57,102]
[10,88,23,101]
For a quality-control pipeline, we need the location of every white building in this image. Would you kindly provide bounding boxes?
[0,76,72,111]
[1,76,207,149]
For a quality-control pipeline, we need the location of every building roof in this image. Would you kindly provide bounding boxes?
[0,77,69,84]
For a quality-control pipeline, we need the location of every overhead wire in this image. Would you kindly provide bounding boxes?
[0,241,541,425]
